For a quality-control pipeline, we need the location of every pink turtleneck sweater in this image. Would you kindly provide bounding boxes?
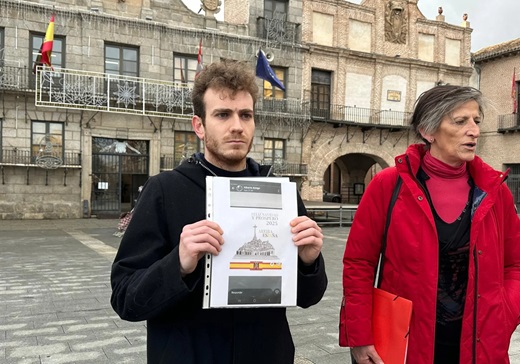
[421,151,471,224]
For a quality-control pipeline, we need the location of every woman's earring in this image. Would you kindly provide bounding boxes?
[430,138,434,143]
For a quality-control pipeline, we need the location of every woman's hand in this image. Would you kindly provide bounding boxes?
[351,345,384,364]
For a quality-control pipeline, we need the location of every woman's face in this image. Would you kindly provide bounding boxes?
[423,100,481,167]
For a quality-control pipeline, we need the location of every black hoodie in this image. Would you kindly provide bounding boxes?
[110,154,327,364]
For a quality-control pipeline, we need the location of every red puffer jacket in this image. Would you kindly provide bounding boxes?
[341,144,520,363]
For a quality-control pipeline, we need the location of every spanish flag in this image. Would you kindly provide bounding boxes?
[33,14,55,73]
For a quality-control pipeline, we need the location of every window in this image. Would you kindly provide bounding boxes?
[263,66,286,99]
[32,121,64,160]
[105,44,139,77]
[264,0,288,20]
[174,131,200,166]
[311,69,331,119]
[30,33,65,87]
[264,138,285,164]
[174,54,198,86]
[31,33,65,70]
[261,66,287,112]
[262,0,289,41]
[105,44,139,102]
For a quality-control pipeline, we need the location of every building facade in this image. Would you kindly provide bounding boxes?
[298,0,473,202]
[0,0,309,219]
[0,0,494,219]
[473,40,520,210]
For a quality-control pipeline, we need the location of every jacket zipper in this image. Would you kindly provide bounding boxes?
[195,159,218,176]
[472,246,478,364]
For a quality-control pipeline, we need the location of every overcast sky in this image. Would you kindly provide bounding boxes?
[412,0,520,52]
[182,1,520,52]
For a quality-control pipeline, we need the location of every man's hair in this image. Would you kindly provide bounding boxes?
[192,60,259,121]
[410,85,485,144]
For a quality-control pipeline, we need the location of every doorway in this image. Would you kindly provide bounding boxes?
[91,137,149,217]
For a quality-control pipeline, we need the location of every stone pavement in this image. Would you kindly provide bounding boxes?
[0,218,518,364]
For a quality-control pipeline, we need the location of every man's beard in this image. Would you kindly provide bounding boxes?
[204,135,253,169]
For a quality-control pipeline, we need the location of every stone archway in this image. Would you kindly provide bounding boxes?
[300,125,399,201]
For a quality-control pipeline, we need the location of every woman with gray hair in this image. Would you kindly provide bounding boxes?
[340,85,520,363]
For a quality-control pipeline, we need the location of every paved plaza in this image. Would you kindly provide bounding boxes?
[0,218,518,363]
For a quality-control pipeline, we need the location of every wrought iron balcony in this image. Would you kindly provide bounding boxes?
[34,67,193,119]
[160,155,183,171]
[0,64,32,91]
[161,155,307,176]
[256,97,309,116]
[0,148,81,167]
[256,17,301,45]
[498,113,520,133]
[263,160,308,176]
[310,104,412,129]
[3,64,411,129]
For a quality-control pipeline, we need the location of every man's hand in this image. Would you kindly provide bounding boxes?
[290,216,323,264]
[351,345,384,364]
[179,220,224,276]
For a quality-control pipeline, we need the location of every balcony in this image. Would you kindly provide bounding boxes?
[160,155,307,176]
[263,160,308,176]
[498,113,520,133]
[0,64,32,91]
[0,148,81,167]
[3,65,412,129]
[0,148,81,185]
[160,155,182,171]
[256,97,308,116]
[256,17,301,45]
[34,67,193,119]
[0,148,81,169]
[310,104,412,129]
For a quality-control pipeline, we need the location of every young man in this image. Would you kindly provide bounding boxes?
[110,61,327,363]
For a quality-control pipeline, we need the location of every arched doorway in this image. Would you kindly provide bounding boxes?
[323,153,387,204]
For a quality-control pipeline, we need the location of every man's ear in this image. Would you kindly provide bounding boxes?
[192,115,205,140]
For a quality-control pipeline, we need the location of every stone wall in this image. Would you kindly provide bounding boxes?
[0,166,83,219]
[475,56,520,171]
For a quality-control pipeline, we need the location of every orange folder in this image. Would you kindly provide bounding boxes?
[372,287,413,364]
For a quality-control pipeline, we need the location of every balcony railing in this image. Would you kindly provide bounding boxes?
[256,97,308,116]
[35,67,193,119]
[0,148,81,167]
[3,64,412,129]
[160,155,183,170]
[256,17,301,45]
[160,155,307,176]
[0,64,32,91]
[263,160,307,176]
[310,104,412,128]
[498,113,520,132]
